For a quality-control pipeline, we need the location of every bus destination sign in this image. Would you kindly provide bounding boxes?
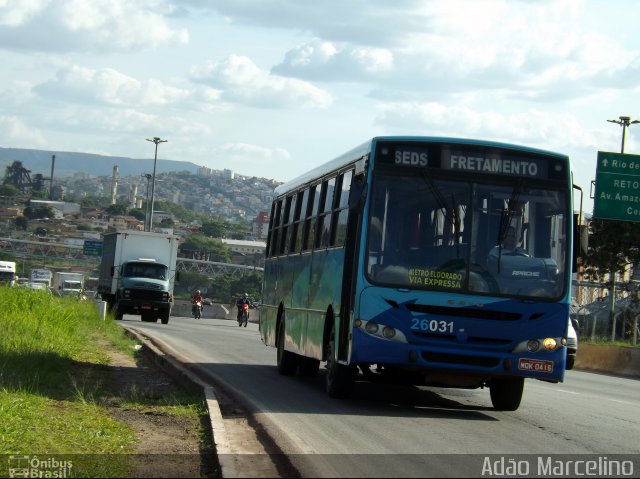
[376,142,555,179]
[442,151,547,178]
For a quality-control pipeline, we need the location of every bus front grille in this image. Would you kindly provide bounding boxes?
[421,351,501,368]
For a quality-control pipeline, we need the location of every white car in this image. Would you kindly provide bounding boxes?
[566,318,578,370]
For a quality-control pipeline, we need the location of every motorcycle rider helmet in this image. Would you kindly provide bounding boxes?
[244,293,248,298]
[196,290,201,294]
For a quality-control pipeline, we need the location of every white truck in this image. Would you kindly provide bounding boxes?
[0,260,17,286]
[52,272,85,296]
[97,231,179,324]
[30,268,53,288]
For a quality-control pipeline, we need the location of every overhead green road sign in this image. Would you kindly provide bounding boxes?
[83,240,103,256]
[593,151,640,222]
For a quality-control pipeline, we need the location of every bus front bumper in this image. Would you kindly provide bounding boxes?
[349,328,566,382]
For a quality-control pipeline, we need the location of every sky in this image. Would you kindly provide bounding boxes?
[2,0,640,214]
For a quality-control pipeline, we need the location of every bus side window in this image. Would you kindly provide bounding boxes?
[316,176,335,248]
[331,169,353,247]
[279,195,294,255]
[302,184,320,251]
[292,189,309,253]
[266,201,277,258]
[271,199,284,256]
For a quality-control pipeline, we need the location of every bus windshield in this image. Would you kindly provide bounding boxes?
[366,171,568,299]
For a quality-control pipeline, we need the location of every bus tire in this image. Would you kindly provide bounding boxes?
[490,377,524,411]
[299,356,320,377]
[277,319,298,376]
[326,326,354,398]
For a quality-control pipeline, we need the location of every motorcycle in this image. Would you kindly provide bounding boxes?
[192,300,202,319]
[238,303,249,327]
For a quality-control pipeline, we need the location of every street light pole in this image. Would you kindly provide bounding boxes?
[141,173,152,232]
[607,115,640,154]
[145,137,167,232]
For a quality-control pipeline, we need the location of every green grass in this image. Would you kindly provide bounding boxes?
[0,286,212,477]
[581,337,639,347]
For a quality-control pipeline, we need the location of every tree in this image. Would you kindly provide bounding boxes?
[0,184,18,197]
[23,204,55,219]
[202,219,228,238]
[14,216,28,230]
[181,234,231,263]
[105,203,129,216]
[128,209,145,221]
[584,218,640,340]
[584,219,640,282]
[174,271,210,296]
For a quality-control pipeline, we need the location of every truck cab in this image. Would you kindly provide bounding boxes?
[114,258,173,323]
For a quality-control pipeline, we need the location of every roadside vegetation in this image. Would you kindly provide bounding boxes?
[0,287,211,477]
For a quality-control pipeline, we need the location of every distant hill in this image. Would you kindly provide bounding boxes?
[0,147,200,178]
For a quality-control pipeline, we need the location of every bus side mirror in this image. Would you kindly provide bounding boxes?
[175,272,180,282]
[110,266,115,277]
[572,219,588,272]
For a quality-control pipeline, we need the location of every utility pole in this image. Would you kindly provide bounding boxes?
[141,173,152,232]
[605,116,639,340]
[145,137,167,232]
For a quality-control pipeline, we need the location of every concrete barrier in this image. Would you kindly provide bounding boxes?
[171,301,231,320]
[575,343,640,378]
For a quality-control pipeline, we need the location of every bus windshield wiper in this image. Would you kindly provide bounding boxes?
[420,171,457,238]
[495,180,524,271]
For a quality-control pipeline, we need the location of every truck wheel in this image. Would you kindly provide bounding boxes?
[161,312,170,324]
[115,308,124,321]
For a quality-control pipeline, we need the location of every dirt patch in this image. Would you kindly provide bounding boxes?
[102,345,220,478]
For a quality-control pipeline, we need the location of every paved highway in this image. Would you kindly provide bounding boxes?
[120,314,640,478]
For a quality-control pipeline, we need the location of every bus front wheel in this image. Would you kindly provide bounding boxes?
[325,326,354,398]
[489,377,524,411]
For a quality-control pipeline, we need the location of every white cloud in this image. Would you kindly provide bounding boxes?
[375,102,599,151]
[0,0,188,52]
[218,143,290,163]
[0,0,48,27]
[32,65,199,107]
[273,39,394,81]
[0,115,45,145]
[174,0,425,47]
[189,54,332,108]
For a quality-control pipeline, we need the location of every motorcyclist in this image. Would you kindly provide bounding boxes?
[192,290,204,315]
[236,293,254,325]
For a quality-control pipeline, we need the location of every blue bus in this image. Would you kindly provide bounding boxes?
[260,136,576,410]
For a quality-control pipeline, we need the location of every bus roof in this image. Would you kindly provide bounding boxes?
[273,136,568,198]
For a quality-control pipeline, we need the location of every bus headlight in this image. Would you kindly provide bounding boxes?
[527,339,540,352]
[382,326,396,339]
[357,320,407,343]
[514,337,562,353]
[365,322,379,334]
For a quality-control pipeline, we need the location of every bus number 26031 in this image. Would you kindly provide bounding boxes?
[410,318,454,334]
